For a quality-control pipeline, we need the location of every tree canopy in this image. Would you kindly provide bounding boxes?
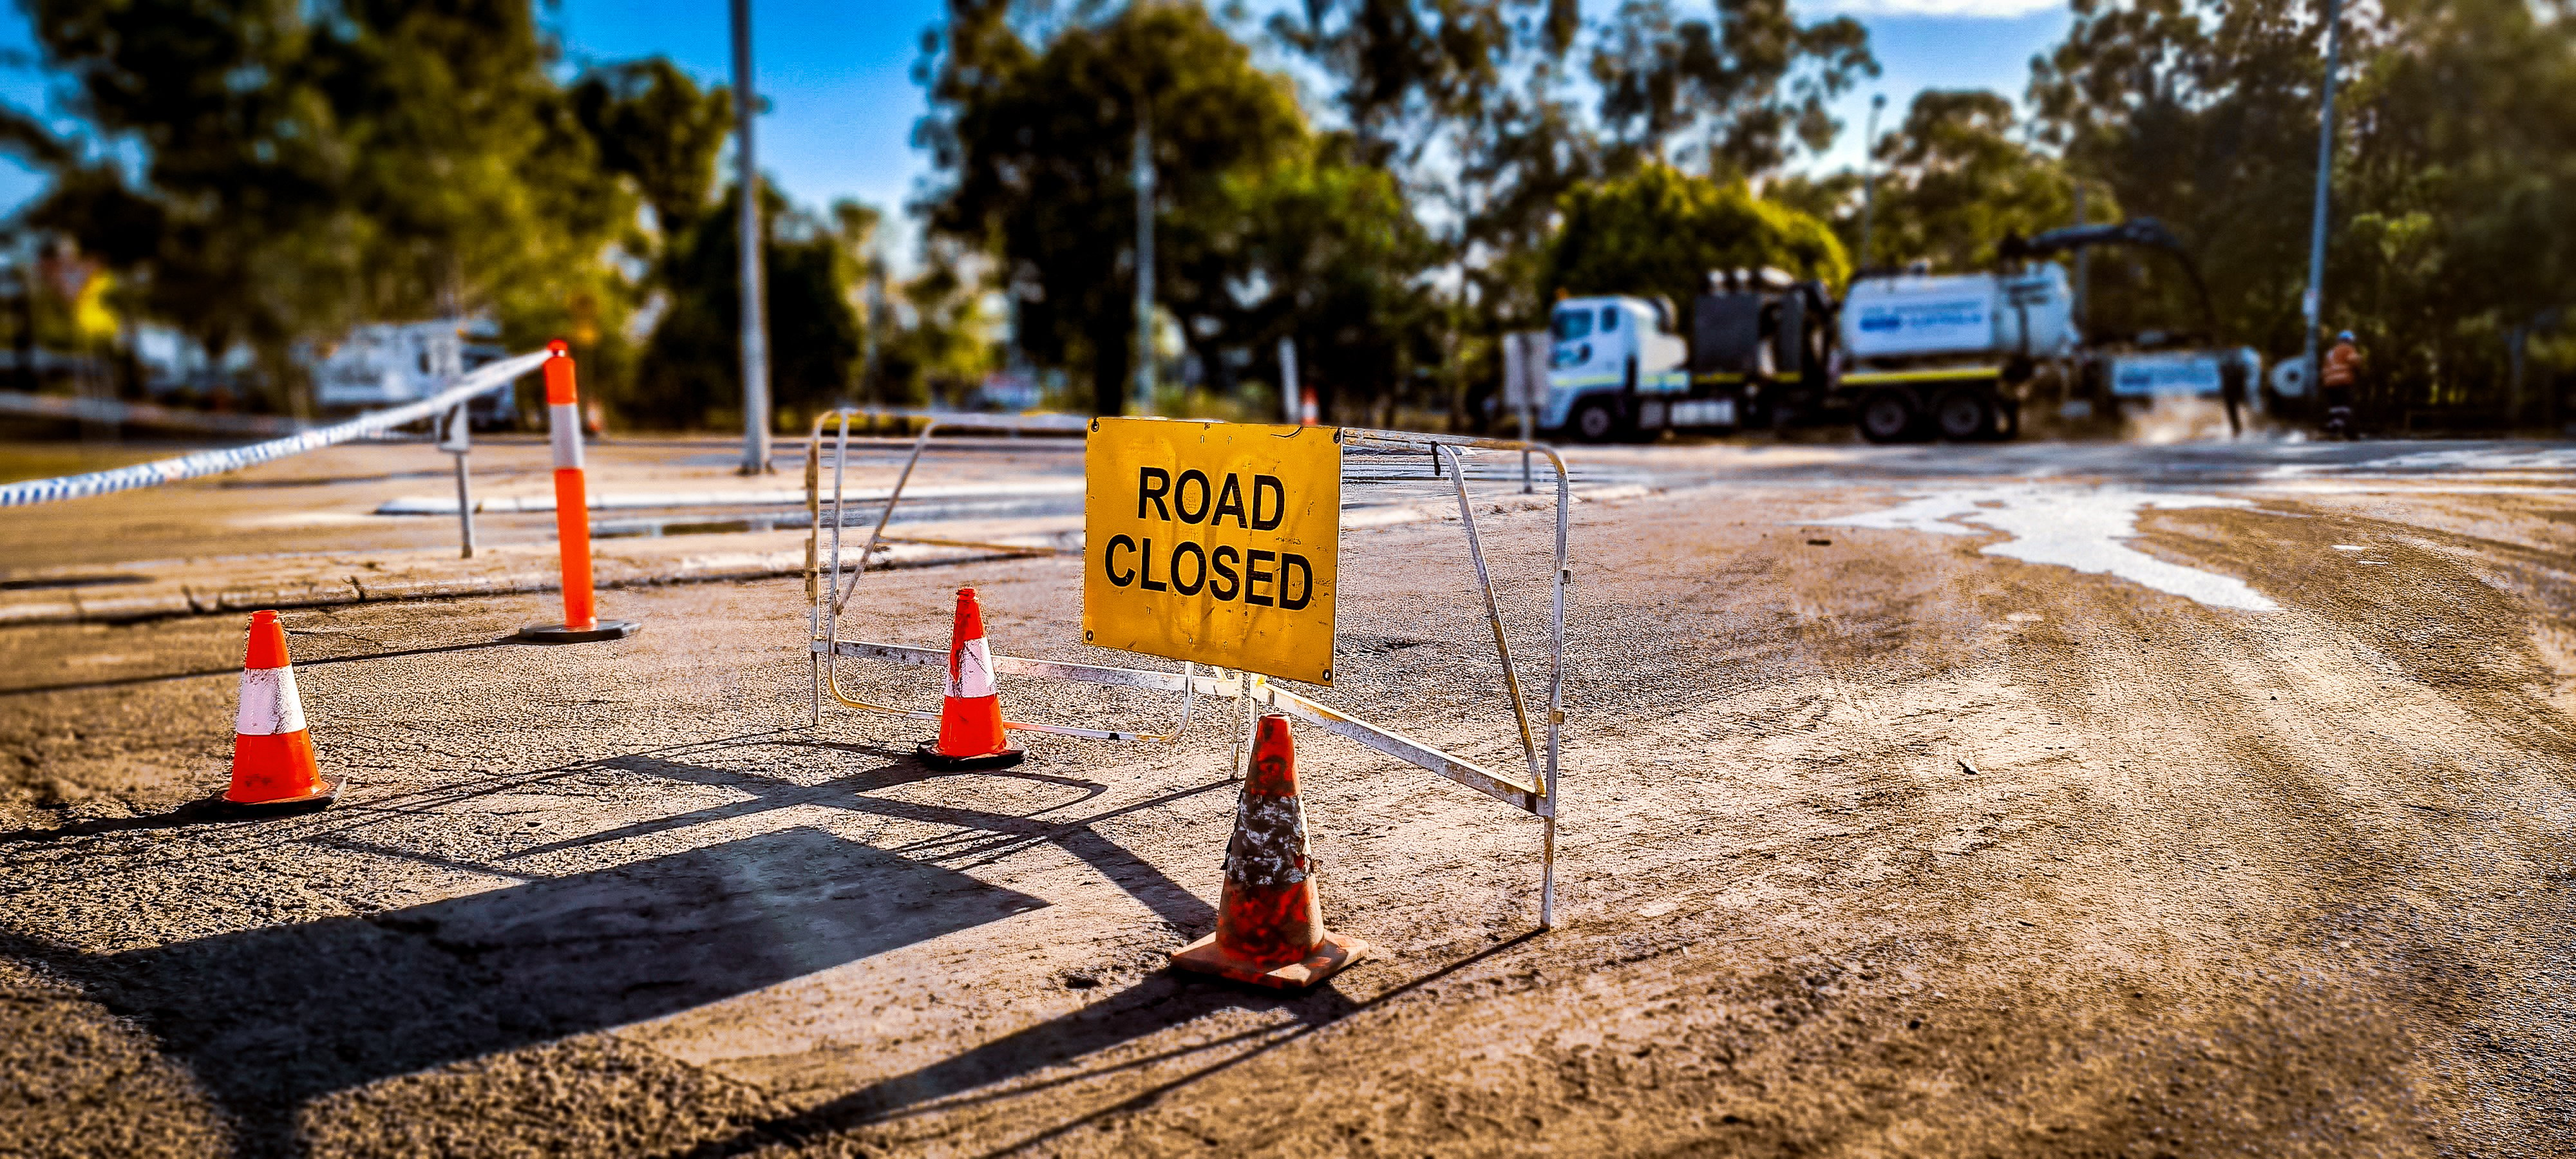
[2030,0,2576,417]
[1544,163,1849,311]
[922,0,1307,416]
[3,0,2569,429]
[11,0,636,408]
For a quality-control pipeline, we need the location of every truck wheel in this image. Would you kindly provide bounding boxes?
[1573,399,1620,442]
[1932,390,1993,442]
[1858,390,1917,444]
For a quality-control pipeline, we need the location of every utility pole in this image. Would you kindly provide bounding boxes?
[1277,337,1300,424]
[2071,181,2088,331]
[861,258,887,405]
[732,0,771,473]
[1857,93,1887,277]
[2300,0,2345,406]
[1132,111,1155,416]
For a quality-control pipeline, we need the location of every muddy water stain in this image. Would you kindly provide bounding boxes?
[1817,485,2279,612]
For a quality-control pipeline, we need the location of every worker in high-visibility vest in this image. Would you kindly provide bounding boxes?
[2319,330,2360,438]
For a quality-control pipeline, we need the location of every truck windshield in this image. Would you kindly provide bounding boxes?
[1551,310,1593,341]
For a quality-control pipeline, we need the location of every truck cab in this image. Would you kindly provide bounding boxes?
[1541,296,1690,440]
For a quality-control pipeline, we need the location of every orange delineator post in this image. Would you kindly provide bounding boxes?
[546,342,596,631]
[519,341,638,643]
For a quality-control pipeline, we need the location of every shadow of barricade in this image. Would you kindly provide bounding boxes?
[676,929,1544,1158]
[77,824,1044,1155]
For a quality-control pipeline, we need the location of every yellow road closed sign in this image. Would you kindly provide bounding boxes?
[1083,418,1339,684]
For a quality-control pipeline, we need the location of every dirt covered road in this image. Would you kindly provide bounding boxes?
[5,437,2576,1156]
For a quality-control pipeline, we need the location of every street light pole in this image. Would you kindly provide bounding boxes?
[1132,111,1155,416]
[1857,93,1887,277]
[2300,0,2345,406]
[2072,180,2088,331]
[732,0,772,473]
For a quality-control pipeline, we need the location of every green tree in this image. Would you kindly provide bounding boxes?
[921,0,1306,415]
[8,0,637,413]
[875,238,1001,407]
[1169,141,1442,421]
[1272,0,1873,428]
[571,59,735,238]
[1542,162,1850,313]
[1588,0,1875,177]
[2031,0,2576,419]
[2028,0,2326,366]
[635,182,864,429]
[1776,90,2090,276]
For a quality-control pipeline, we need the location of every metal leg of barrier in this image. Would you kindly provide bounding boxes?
[835,420,935,619]
[1236,672,1260,780]
[805,428,823,725]
[1346,428,1568,930]
[1543,451,1567,930]
[439,405,475,560]
[1439,444,1542,786]
[822,419,936,718]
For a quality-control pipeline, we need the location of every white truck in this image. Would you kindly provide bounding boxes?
[1538,271,1837,441]
[1536,270,2035,443]
[310,319,514,426]
[1535,218,2264,443]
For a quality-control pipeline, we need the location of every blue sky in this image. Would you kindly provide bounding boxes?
[0,0,2069,251]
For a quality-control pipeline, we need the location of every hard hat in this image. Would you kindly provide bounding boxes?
[2336,330,2354,343]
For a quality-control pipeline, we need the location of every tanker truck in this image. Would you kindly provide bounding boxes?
[1533,218,2259,443]
[1535,269,2046,444]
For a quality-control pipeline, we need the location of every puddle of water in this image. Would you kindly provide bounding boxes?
[1817,485,2279,612]
[2359,448,2576,473]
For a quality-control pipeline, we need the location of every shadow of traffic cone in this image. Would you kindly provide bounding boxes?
[222,610,339,813]
[1171,713,1368,989]
[917,587,1025,771]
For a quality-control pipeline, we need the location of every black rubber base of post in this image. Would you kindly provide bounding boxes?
[916,742,1026,771]
[518,619,643,645]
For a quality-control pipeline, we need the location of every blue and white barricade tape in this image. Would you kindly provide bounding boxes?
[0,350,551,509]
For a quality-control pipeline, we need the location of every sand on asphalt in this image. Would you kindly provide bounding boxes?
[3,439,2575,1157]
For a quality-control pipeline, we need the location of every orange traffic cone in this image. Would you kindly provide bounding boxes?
[223,610,339,811]
[1298,389,1320,427]
[918,587,1025,771]
[1171,713,1368,988]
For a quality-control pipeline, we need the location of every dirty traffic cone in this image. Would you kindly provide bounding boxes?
[1171,714,1368,988]
[223,610,339,811]
[917,587,1025,771]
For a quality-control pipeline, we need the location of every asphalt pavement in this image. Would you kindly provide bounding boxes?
[5,428,2576,1157]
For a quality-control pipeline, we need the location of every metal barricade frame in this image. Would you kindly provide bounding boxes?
[799,411,1569,927]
